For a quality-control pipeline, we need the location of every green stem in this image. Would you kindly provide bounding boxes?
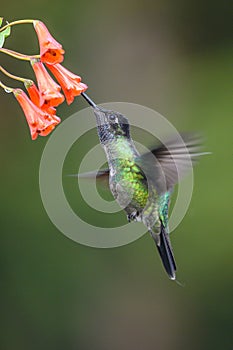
[0,80,14,92]
[0,19,35,32]
[0,65,32,84]
[0,48,40,61]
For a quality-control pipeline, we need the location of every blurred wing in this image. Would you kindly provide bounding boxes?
[69,169,110,188]
[140,133,210,190]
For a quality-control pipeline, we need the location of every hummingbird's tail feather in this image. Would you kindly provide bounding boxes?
[150,224,177,280]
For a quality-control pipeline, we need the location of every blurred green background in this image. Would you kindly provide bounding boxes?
[0,1,232,349]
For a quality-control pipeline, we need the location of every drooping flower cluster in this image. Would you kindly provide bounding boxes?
[0,19,88,140]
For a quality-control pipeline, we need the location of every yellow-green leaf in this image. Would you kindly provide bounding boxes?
[0,26,11,48]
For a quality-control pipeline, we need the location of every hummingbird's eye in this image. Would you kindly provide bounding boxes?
[109,115,115,121]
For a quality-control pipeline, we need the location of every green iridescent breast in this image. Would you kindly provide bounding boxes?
[115,158,149,208]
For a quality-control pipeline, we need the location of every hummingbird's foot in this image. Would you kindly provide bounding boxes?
[127,211,140,223]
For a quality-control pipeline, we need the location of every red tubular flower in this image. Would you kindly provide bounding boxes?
[13,89,61,140]
[24,80,44,107]
[46,63,88,105]
[33,20,65,64]
[41,104,57,115]
[31,59,64,107]
[24,79,58,116]
[47,63,88,105]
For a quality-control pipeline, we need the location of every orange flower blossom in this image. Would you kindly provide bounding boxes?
[31,59,65,107]
[47,63,88,105]
[24,80,57,115]
[41,105,57,115]
[13,89,61,140]
[33,20,65,64]
[24,80,44,107]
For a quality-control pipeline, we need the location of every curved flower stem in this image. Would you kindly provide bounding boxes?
[0,80,14,92]
[0,65,32,84]
[0,48,40,61]
[0,19,35,32]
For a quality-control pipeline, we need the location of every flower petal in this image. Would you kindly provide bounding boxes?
[31,59,64,107]
[13,88,61,140]
[24,80,44,107]
[47,63,88,105]
[33,20,64,65]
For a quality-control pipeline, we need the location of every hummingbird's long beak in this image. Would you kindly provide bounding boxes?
[81,92,97,108]
[81,92,108,127]
[81,92,107,126]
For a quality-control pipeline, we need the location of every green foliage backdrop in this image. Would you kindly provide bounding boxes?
[0,1,232,349]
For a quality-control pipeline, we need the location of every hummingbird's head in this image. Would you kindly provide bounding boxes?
[93,106,130,144]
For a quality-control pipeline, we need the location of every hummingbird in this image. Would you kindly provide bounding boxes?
[80,92,206,280]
